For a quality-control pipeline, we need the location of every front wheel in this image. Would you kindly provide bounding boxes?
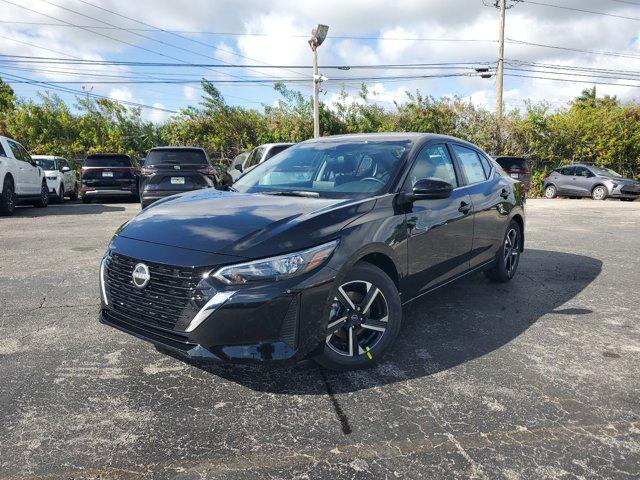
[316,263,402,371]
[544,185,557,199]
[484,219,522,283]
[55,184,64,204]
[34,182,49,208]
[592,185,607,201]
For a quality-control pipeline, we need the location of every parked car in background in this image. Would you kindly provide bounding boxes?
[32,155,78,203]
[139,147,219,209]
[233,143,294,178]
[99,133,525,370]
[0,136,48,216]
[227,151,250,182]
[543,164,640,201]
[80,153,139,204]
[494,156,531,190]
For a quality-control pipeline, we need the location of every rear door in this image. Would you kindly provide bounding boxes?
[404,143,474,296]
[451,144,508,269]
[142,149,212,192]
[555,166,575,194]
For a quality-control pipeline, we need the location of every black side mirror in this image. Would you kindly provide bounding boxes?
[235,164,243,173]
[411,178,453,200]
[587,172,595,178]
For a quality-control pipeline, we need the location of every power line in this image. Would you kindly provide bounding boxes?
[0,71,180,112]
[520,0,640,21]
[75,0,308,81]
[505,38,640,59]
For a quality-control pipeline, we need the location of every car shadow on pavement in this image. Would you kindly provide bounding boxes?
[190,248,602,395]
[15,202,127,216]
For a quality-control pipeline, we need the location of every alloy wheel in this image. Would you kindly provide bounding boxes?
[592,186,606,200]
[503,228,520,276]
[545,186,556,198]
[326,280,389,357]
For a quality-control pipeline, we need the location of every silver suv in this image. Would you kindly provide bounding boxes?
[543,164,640,201]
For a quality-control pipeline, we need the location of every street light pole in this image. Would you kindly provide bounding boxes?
[312,45,320,139]
[309,24,329,139]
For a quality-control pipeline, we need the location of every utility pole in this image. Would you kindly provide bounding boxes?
[308,24,329,139]
[496,0,506,121]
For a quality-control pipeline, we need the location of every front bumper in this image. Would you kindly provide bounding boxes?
[46,178,60,194]
[609,183,640,199]
[99,240,337,365]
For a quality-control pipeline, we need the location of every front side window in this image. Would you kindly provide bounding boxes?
[574,166,591,177]
[452,145,487,184]
[406,144,458,188]
[234,140,412,198]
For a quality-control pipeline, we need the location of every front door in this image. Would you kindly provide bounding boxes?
[573,166,594,195]
[404,143,474,298]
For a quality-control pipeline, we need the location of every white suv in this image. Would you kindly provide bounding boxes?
[0,136,48,216]
[32,155,78,203]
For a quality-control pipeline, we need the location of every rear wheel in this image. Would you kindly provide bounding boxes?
[0,177,16,216]
[33,182,49,208]
[484,219,522,283]
[592,185,607,201]
[316,263,401,371]
[544,185,557,199]
[69,184,78,201]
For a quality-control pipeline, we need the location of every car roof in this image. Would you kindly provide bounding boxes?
[148,146,206,151]
[301,132,479,148]
[85,153,131,158]
[32,155,65,160]
[258,143,295,148]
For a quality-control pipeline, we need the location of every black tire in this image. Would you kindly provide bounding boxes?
[33,181,49,208]
[591,185,607,201]
[543,184,557,199]
[0,176,16,216]
[484,219,522,283]
[69,184,78,201]
[315,262,402,371]
[82,196,92,204]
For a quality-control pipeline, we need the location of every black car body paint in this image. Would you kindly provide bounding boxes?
[100,133,525,366]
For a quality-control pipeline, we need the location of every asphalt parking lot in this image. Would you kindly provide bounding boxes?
[1,198,639,479]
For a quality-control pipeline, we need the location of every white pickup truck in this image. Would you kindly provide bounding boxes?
[0,135,49,216]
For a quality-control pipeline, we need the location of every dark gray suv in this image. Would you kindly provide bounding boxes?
[543,164,640,201]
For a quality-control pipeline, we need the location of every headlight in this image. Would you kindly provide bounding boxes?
[212,240,338,285]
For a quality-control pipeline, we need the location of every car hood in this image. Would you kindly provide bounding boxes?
[117,188,376,259]
[601,176,639,186]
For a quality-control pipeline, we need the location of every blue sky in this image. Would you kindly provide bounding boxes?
[1,0,639,122]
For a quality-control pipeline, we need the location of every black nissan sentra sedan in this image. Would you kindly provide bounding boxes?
[100,133,525,370]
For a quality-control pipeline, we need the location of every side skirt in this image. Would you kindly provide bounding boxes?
[401,258,496,306]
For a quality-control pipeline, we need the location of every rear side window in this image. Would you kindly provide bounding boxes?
[452,145,487,184]
[496,157,527,171]
[0,141,5,157]
[145,149,207,166]
[83,155,132,167]
[560,166,574,176]
[264,145,292,161]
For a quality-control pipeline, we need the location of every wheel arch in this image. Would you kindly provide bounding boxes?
[591,183,609,194]
[3,172,15,188]
[511,213,525,251]
[357,251,399,288]
[337,243,402,289]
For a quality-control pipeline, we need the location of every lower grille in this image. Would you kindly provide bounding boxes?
[105,253,207,331]
[103,309,193,349]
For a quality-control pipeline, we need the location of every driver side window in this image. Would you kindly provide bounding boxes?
[406,144,458,189]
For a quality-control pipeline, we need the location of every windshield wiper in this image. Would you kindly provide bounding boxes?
[261,190,320,198]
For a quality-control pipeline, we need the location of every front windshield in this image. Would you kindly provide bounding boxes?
[33,158,56,170]
[591,166,623,178]
[233,140,412,198]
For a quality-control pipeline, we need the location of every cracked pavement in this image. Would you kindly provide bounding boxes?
[0,198,638,479]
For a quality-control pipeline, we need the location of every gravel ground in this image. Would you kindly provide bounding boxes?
[0,198,638,479]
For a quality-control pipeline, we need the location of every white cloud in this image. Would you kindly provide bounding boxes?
[183,85,198,101]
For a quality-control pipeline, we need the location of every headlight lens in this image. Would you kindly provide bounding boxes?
[212,240,338,285]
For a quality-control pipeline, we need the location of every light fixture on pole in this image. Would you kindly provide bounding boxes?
[309,24,329,139]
